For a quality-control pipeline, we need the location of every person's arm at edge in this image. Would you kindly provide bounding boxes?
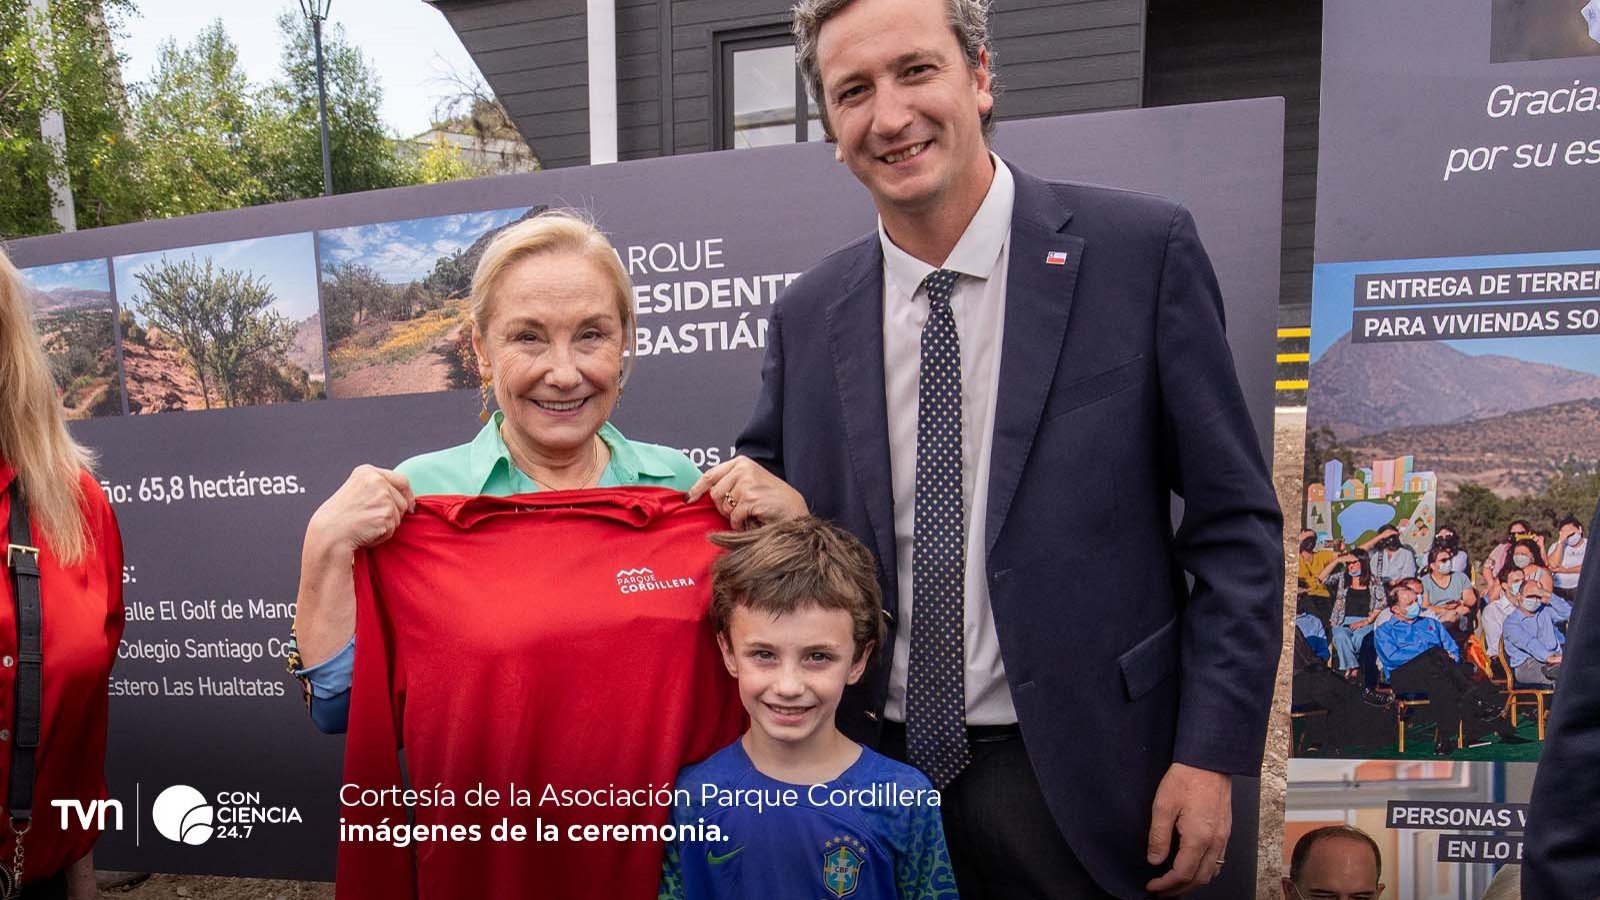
[1145,205,1282,895]
[289,465,413,734]
[1154,204,1284,777]
[83,475,124,900]
[295,519,360,669]
[731,296,787,481]
[291,528,358,734]
[1526,503,1600,899]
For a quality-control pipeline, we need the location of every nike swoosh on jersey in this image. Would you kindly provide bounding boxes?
[706,845,745,865]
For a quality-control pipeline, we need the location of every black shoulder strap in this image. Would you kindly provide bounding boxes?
[6,483,41,823]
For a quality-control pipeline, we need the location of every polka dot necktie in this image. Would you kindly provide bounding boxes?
[906,268,971,789]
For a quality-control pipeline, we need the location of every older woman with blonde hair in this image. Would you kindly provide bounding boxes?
[0,249,125,900]
[291,208,802,724]
[288,210,802,897]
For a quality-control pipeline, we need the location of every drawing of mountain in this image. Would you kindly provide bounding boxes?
[1307,331,1600,439]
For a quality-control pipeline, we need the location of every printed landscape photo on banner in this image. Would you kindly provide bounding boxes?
[1295,250,1600,762]
[1285,759,1530,900]
[112,233,326,414]
[20,258,124,419]
[1490,0,1600,62]
[315,206,539,400]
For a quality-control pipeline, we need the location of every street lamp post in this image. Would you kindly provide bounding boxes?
[299,0,335,196]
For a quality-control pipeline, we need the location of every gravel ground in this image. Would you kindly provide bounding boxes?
[1256,405,1306,899]
[96,873,332,899]
[99,409,1310,900]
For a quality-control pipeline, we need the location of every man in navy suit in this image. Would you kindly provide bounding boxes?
[689,0,1282,895]
[1525,501,1600,899]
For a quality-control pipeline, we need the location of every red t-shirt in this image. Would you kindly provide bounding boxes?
[338,487,746,899]
[0,462,124,885]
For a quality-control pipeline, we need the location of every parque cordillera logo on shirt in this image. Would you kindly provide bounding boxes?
[822,834,867,898]
[614,566,697,596]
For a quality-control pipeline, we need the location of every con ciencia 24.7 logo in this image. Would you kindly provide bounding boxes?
[152,785,303,844]
[53,785,302,845]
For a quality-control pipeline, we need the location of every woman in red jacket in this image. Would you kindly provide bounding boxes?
[0,249,125,899]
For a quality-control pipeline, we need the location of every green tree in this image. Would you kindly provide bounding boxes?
[319,259,390,344]
[414,133,472,184]
[1520,465,1600,533]
[1437,482,1506,567]
[249,10,410,202]
[133,256,294,408]
[0,0,147,236]
[130,21,260,216]
[423,247,473,299]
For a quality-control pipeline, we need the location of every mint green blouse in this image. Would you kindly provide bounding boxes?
[395,411,702,496]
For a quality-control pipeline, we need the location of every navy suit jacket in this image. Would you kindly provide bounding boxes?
[736,161,1283,898]
[1525,501,1600,900]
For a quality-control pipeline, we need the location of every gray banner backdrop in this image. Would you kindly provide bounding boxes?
[6,101,1284,879]
[1317,0,1600,264]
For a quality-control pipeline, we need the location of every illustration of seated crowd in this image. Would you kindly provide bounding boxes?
[1291,515,1587,757]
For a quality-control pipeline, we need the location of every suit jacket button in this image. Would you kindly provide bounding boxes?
[865,711,879,722]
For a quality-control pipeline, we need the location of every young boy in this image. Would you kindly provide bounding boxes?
[659,517,958,899]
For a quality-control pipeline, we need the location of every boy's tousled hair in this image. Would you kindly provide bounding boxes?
[710,517,886,658]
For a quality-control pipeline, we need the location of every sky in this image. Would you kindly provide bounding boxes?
[1309,249,1600,378]
[113,233,322,324]
[318,207,527,282]
[111,0,484,137]
[20,259,111,294]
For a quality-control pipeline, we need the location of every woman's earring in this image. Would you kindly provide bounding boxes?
[478,375,493,423]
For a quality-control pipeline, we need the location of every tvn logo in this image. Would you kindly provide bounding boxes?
[46,786,301,846]
[51,799,124,831]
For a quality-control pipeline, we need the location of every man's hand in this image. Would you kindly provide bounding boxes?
[686,457,807,529]
[1145,762,1232,896]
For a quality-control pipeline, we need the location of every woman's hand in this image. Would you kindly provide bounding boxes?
[307,465,416,554]
[293,466,414,668]
[686,457,807,529]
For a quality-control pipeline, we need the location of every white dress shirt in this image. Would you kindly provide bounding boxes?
[880,156,1016,725]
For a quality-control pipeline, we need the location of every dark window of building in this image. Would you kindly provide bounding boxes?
[1145,0,1322,402]
[714,25,822,150]
[1145,0,1321,331]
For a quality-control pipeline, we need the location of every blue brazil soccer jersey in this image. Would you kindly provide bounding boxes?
[659,740,958,900]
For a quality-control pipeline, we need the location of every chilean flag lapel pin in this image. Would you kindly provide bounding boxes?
[1045,250,1069,266]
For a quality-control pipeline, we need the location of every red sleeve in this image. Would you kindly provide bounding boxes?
[83,471,126,653]
[334,549,417,900]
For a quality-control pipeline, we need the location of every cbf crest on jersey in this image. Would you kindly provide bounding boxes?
[822,834,868,898]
